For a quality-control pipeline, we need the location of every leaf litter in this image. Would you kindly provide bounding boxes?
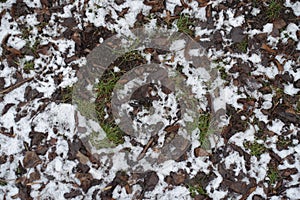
[0,0,299,199]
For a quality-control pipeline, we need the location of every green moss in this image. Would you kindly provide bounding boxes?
[89,131,115,149]
[277,136,292,148]
[74,99,97,121]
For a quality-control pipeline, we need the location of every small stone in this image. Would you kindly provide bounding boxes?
[230,27,245,43]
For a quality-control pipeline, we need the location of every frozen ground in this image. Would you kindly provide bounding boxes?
[0,0,299,199]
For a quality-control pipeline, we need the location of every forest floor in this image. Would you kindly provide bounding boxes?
[0,0,299,199]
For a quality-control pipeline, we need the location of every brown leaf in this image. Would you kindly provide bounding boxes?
[194,147,209,157]
[28,170,41,183]
[124,184,132,194]
[36,45,50,55]
[169,170,187,186]
[6,47,21,56]
[197,0,209,7]
[180,0,189,8]
[0,155,7,164]
[144,0,166,13]
[259,86,272,94]
[71,31,81,47]
[23,151,41,168]
[40,0,49,6]
[2,103,15,115]
[64,189,82,199]
[75,172,94,192]
[223,180,249,194]
[76,151,89,164]
[118,7,129,18]
[164,124,180,133]
[273,58,284,72]
[29,131,47,146]
[273,19,286,30]
[261,43,276,54]
[144,171,159,191]
[240,186,257,200]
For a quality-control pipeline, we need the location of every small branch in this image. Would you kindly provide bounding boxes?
[137,137,155,161]
[0,77,34,96]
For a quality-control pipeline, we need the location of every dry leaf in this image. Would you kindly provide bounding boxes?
[194,147,209,157]
[261,43,276,54]
[6,47,21,56]
[23,151,42,168]
[273,58,284,72]
[197,0,209,7]
[76,151,89,164]
[164,124,180,133]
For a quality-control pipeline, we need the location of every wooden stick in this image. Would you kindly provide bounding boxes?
[0,77,34,96]
[137,137,155,161]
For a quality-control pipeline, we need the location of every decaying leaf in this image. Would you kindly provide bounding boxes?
[261,43,276,54]
[23,151,41,169]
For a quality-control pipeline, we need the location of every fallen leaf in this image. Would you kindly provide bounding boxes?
[118,7,129,18]
[261,43,276,54]
[273,58,284,72]
[194,147,209,157]
[75,173,94,192]
[6,47,21,56]
[164,124,180,133]
[76,151,89,164]
[23,151,41,168]
[144,171,159,191]
[197,0,209,7]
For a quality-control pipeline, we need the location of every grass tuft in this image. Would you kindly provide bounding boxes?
[189,184,207,198]
[267,0,282,20]
[244,140,266,157]
[198,113,212,149]
[267,167,280,185]
[176,14,194,36]
[237,39,248,53]
[23,61,35,73]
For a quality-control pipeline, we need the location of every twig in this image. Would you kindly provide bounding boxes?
[240,186,257,200]
[0,77,34,96]
[137,137,155,161]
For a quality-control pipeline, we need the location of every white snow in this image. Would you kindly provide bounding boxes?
[284,0,300,16]
[0,0,299,199]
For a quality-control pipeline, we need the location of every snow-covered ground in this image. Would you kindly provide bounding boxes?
[0,0,299,199]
